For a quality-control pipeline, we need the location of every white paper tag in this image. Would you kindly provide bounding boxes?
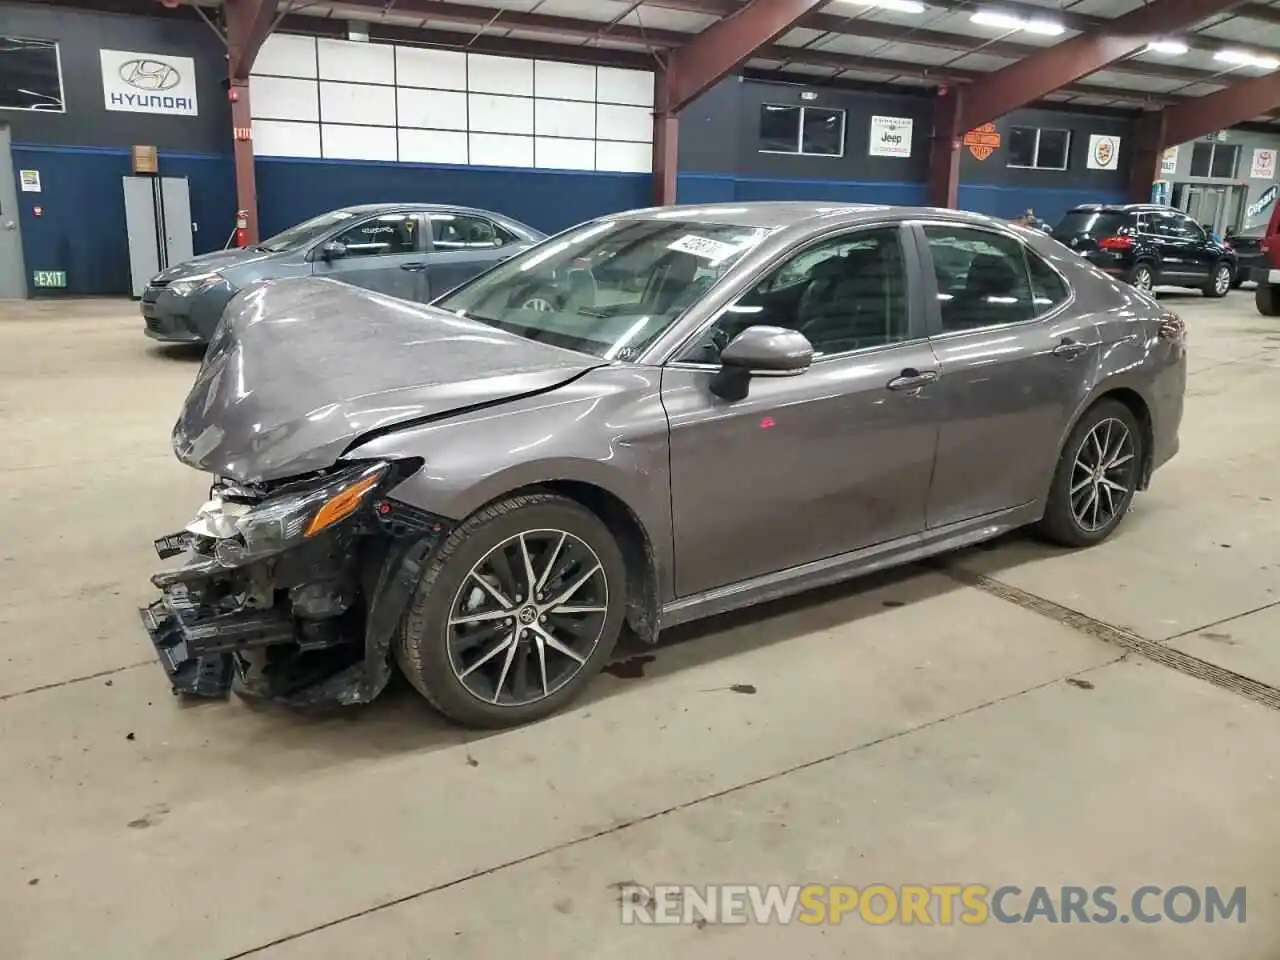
[668,234,740,263]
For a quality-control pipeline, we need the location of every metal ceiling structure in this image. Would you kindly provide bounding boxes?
[48,0,1280,236]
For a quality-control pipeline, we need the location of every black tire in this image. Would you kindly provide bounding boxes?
[1203,261,1232,298]
[1036,399,1144,548]
[395,493,627,728]
[1257,283,1280,317]
[1127,262,1155,293]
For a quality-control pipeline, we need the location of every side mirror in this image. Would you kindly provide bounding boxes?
[321,240,347,261]
[711,325,813,400]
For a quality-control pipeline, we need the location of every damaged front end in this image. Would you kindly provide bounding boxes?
[140,458,450,707]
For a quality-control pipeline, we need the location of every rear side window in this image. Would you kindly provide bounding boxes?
[1026,251,1069,314]
[1055,211,1128,237]
[923,226,1035,331]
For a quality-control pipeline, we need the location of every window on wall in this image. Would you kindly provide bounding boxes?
[1189,141,1240,178]
[0,36,65,111]
[758,104,846,157]
[1006,126,1071,171]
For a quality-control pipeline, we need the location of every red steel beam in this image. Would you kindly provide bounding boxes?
[224,0,279,244]
[958,0,1245,131]
[662,0,830,114]
[226,0,279,81]
[1162,70,1280,146]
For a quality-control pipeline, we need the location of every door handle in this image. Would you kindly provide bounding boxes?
[1052,337,1090,360]
[886,368,939,391]
[400,262,427,272]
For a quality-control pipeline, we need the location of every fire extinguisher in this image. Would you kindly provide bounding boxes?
[234,209,250,248]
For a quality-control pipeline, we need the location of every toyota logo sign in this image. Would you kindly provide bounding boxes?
[118,59,181,91]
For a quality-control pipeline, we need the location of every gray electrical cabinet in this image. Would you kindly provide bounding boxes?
[123,176,194,298]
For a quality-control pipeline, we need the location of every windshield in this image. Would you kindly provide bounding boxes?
[1054,211,1128,237]
[259,209,362,253]
[433,217,772,361]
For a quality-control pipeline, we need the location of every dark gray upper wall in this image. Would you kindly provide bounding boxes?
[680,76,1136,193]
[1,1,230,153]
[961,107,1132,191]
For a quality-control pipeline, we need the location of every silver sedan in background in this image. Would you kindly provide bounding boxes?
[140,202,1187,728]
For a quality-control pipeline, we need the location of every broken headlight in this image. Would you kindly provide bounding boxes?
[215,461,390,566]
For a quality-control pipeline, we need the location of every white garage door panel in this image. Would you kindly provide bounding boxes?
[254,34,317,79]
[253,120,322,158]
[597,66,654,106]
[399,129,469,165]
[397,46,467,90]
[470,133,534,168]
[318,38,395,85]
[320,82,396,127]
[535,98,595,139]
[534,61,596,101]
[597,103,653,143]
[469,93,534,135]
[250,76,319,122]
[322,124,398,161]
[397,88,467,131]
[536,137,595,171]
[597,140,652,173]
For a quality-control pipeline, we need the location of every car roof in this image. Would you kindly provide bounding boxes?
[1063,203,1172,215]
[333,202,525,219]
[605,201,1023,231]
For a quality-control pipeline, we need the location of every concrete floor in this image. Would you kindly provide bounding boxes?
[1,291,1278,959]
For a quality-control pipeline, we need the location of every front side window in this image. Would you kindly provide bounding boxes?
[434,218,771,360]
[429,213,515,251]
[924,226,1035,331]
[758,103,846,157]
[332,212,420,258]
[260,209,361,253]
[681,227,909,363]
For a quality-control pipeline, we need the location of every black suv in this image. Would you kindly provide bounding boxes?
[1052,203,1237,298]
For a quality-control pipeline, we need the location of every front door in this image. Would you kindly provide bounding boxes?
[311,210,426,301]
[0,126,26,299]
[662,223,940,598]
[913,222,1089,528]
[423,212,525,300]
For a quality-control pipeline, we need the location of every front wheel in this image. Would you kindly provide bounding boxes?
[1203,261,1232,298]
[1036,400,1144,548]
[396,493,627,728]
[1127,262,1155,293]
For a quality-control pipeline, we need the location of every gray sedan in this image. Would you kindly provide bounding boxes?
[141,201,1187,728]
[140,203,545,344]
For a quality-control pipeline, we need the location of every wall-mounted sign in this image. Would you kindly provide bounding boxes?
[1160,146,1179,175]
[100,49,198,116]
[1087,134,1121,171]
[1250,148,1277,180]
[1246,184,1278,220]
[32,270,67,289]
[868,115,913,158]
[18,170,41,192]
[963,123,1001,161]
[132,145,159,174]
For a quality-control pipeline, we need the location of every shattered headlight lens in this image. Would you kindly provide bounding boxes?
[215,461,389,565]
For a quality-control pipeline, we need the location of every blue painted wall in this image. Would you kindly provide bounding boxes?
[254,158,652,239]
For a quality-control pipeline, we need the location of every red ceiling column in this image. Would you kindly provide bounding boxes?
[1162,70,1280,146]
[224,0,279,245]
[653,70,679,206]
[927,87,964,209]
[1128,110,1169,203]
[957,0,1245,131]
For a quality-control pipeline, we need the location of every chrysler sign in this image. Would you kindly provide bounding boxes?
[100,49,199,116]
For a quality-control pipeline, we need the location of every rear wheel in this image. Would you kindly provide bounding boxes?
[1127,262,1155,293]
[1037,400,1144,548]
[1203,261,1232,298]
[395,493,627,728]
[1257,283,1280,317]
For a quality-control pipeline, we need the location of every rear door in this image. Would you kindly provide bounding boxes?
[424,212,527,300]
[1170,211,1215,282]
[311,210,427,301]
[1148,210,1198,282]
[913,221,1091,528]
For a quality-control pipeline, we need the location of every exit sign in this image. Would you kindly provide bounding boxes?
[32,270,66,288]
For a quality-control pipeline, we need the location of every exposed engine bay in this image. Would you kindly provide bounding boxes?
[140,458,452,707]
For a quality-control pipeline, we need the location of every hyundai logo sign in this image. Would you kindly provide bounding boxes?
[118,59,181,91]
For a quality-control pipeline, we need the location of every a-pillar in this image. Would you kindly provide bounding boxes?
[229,78,259,244]
[1128,110,1168,204]
[926,87,964,209]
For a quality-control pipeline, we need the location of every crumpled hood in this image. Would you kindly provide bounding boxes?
[153,247,275,283]
[173,277,605,482]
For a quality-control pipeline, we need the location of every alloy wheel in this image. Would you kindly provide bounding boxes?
[1133,267,1153,292]
[1070,418,1136,533]
[1215,266,1231,295]
[446,529,609,707]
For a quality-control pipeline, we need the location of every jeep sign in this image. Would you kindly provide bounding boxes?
[868,115,913,158]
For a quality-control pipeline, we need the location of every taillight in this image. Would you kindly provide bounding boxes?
[1099,235,1133,251]
[1158,313,1186,344]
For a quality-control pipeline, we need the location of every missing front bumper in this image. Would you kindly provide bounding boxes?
[140,601,237,698]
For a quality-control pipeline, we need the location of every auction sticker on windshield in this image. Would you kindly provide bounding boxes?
[668,234,741,263]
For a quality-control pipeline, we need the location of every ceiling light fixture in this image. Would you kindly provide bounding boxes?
[1215,49,1280,69]
[845,0,927,12]
[1146,39,1189,56]
[971,9,1064,35]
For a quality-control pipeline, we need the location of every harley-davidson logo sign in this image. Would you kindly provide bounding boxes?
[963,123,1001,161]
